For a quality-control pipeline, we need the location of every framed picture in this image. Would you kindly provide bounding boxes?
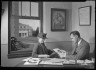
[2,9,4,15]
[78,6,91,26]
[51,8,66,31]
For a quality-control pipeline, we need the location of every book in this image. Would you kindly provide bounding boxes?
[53,48,66,58]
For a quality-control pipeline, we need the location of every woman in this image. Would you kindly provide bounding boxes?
[32,32,59,58]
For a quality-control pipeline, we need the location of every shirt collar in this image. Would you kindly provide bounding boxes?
[78,39,82,46]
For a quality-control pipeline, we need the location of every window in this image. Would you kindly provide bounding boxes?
[8,1,43,58]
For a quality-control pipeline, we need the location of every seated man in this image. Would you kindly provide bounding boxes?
[65,31,90,60]
[32,32,59,58]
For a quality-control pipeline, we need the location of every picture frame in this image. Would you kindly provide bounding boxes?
[78,6,91,26]
[2,9,4,15]
[51,8,66,31]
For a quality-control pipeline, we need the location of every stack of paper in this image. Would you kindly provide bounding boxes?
[23,57,41,65]
[77,60,85,64]
[68,60,76,64]
[77,59,94,65]
[38,54,49,58]
[39,58,63,65]
[47,58,66,63]
[39,61,63,65]
[77,59,94,64]
[63,60,70,64]
[63,59,76,64]
[84,59,94,64]
[53,48,66,58]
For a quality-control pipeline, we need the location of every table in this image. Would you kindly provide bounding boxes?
[16,58,94,69]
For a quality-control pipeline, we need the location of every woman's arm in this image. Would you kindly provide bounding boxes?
[32,44,38,57]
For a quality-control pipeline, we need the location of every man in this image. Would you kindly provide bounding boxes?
[32,32,59,58]
[65,31,90,60]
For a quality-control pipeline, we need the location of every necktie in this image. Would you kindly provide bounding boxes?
[72,42,78,55]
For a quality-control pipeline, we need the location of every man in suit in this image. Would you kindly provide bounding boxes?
[65,31,90,60]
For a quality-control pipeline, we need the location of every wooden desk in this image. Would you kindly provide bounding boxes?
[16,59,94,69]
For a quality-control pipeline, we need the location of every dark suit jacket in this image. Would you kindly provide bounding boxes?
[66,38,90,60]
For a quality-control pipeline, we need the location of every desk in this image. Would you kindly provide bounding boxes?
[16,58,94,69]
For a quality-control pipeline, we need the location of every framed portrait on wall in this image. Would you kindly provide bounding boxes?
[51,8,66,31]
[1,9,4,15]
[78,6,91,26]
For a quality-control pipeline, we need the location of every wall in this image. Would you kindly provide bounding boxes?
[72,1,95,53]
[43,2,73,54]
[1,1,8,44]
[72,1,95,43]
[43,2,72,42]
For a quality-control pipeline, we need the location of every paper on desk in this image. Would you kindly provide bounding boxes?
[53,48,66,58]
[77,60,87,65]
[77,60,85,64]
[39,61,63,65]
[24,61,38,65]
[22,57,33,61]
[39,60,63,65]
[48,58,66,63]
[69,60,75,64]
[77,59,94,65]
[77,59,94,64]
[24,58,40,65]
[84,59,94,63]
[63,59,75,64]
[39,58,64,65]
[38,54,49,58]
[63,60,70,64]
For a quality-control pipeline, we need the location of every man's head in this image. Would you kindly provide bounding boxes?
[37,32,47,43]
[70,31,81,43]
